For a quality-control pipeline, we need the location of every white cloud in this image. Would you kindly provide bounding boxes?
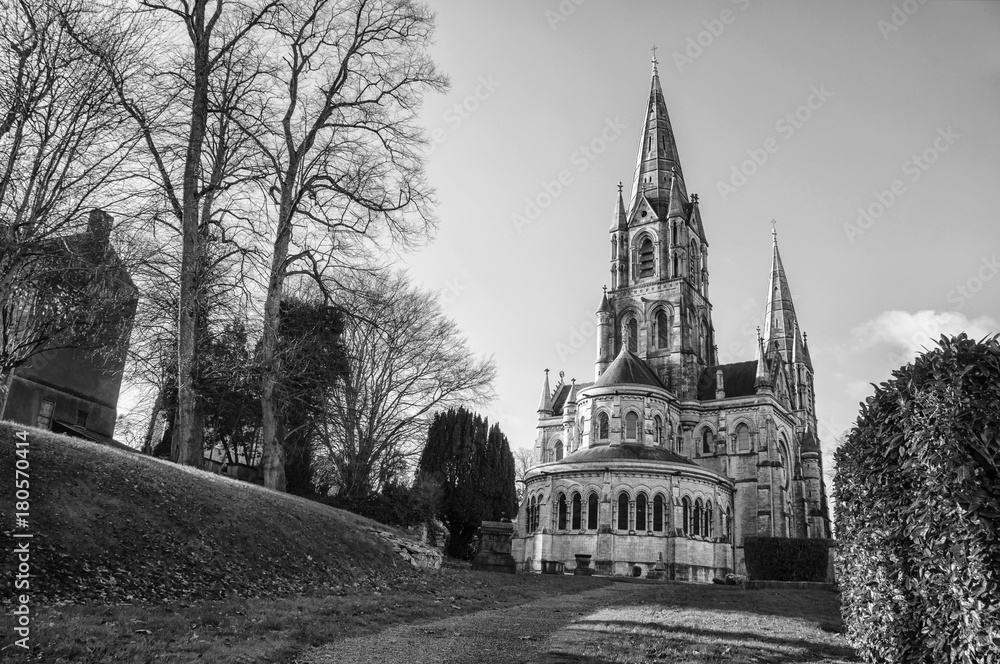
[850,309,999,362]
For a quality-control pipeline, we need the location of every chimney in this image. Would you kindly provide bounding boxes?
[88,209,112,251]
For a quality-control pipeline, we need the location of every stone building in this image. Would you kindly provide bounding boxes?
[1,210,136,443]
[512,60,832,580]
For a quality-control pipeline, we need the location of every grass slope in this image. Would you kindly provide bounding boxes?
[0,422,411,605]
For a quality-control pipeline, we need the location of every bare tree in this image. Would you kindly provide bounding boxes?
[234,0,448,490]
[70,0,278,467]
[320,271,494,499]
[512,447,534,503]
[0,0,141,405]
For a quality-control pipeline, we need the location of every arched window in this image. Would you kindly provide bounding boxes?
[635,493,647,531]
[725,506,732,540]
[656,310,670,348]
[598,412,609,440]
[682,497,691,535]
[638,237,654,278]
[628,317,638,353]
[700,317,709,359]
[672,222,678,245]
[625,411,639,440]
[690,240,699,283]
[693,498,703,536]
[653,494,664,532]
[654,415,663,445]
[528,496,536,533]
[571,492,582,530]
[736,423,751,452]
[587,493,598,530]
[617,493,629,530]
[778,437,789,489]
[702,428,713,455]
[578,417,584,450]
[705,503,713,538]
[611,236,617,260]
[672,253,679,278]
[555,440,563,461]
[557,493,567,530]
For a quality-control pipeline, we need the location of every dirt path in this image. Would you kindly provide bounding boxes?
[293,583,642,664]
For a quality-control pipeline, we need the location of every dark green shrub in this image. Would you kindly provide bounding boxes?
[834,334,1000,664]
[743,536,833,582]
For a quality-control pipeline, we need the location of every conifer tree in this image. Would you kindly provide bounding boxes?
[419,407,517,558]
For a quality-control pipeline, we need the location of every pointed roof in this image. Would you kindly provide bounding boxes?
[802,332,814,371]
[628,57,687,213]
[593,345,666,390]
[537,369,552,413]
[610,182,628,231]
[763,226,799,362]
[597,287,613,315]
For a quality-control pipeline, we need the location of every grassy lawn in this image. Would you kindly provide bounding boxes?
[15,567,610,663]
[542,581,857,664]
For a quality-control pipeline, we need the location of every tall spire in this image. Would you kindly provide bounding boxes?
[628,53,686,212]
[762,224,799,362]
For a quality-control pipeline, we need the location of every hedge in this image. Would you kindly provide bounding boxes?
[743,536,833,582]
[834,334,1000,664]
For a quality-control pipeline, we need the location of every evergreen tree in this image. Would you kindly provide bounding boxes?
[418,407,517,558]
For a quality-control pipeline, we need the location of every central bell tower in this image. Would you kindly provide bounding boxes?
[596,55,716,399]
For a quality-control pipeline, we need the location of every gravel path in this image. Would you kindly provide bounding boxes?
[294,583,638,664]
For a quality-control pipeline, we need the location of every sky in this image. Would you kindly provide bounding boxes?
[400,0,1000,466]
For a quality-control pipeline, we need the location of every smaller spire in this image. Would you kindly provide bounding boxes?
[802,331,814,370]
[565,379,577,407]
[611,182,628,231]
[537,368,552,414]
[755,330,772,391]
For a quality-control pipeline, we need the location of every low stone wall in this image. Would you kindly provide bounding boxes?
[368,528,442,570]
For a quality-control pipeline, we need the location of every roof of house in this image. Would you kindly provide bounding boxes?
[697,360,758,400]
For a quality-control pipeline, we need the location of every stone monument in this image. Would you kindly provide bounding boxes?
[472,521,516,573]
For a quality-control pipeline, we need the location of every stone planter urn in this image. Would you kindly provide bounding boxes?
[573,554,594,576]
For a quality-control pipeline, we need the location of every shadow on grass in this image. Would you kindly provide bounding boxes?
[580,619,855,657]
[631,582,846,628]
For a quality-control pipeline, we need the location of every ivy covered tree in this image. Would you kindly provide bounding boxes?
[275,297,348,496]
[418,407,517,559]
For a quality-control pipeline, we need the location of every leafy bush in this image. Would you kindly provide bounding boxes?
[323,480,436,529]
[743,536,833,582]
[834,334,1000,664]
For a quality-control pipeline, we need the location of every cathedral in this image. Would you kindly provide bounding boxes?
[511,59,833,581]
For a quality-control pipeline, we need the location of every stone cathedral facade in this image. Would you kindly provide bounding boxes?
[511,61,832,580]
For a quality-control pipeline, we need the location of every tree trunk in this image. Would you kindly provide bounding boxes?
[174,1,213,470]
[259,208,294,491]
[142,385,165,455]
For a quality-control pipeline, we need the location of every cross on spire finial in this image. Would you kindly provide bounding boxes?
[650,45,659,73]
[771,218,778,242]
[617,181,623,194]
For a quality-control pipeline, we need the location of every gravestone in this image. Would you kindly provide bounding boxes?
[472,521,516,573]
